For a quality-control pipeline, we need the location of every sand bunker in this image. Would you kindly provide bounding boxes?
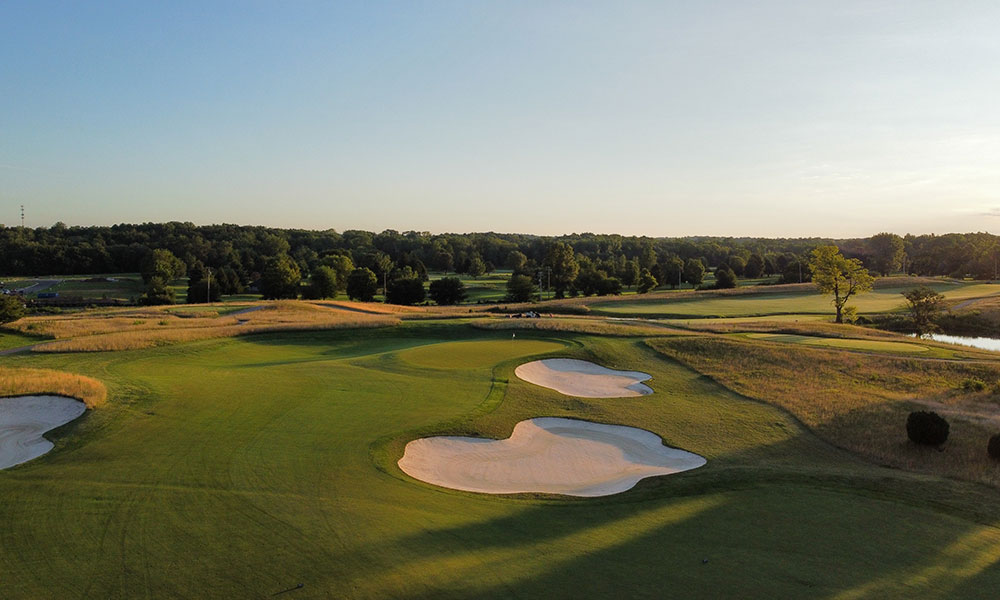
[398,417,706,496]
[515,358,653,397]
[0,395,86,470]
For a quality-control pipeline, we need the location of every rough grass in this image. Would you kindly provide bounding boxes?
[15,301,399,352]
[743,332,930,353]
[650,336,1000,487]
[0,366,106,408]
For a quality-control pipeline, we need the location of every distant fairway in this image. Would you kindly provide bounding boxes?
[2,322,1000,597]
[744,332,929,353]
[591,282,1000,318]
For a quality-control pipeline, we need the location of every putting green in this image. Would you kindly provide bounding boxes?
[745,333,929,353]
[398,338,565,369]
[2,325,1000,597]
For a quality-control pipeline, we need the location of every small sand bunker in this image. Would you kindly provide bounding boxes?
[398,417,706,497]
[0,395,86,470]
[515,358,653,397]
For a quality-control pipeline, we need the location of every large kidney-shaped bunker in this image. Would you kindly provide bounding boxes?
[398,417,706,497]
[0,395,86,470]
[515,358,653,397]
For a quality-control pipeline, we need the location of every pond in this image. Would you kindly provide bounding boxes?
[920,333,1000,352]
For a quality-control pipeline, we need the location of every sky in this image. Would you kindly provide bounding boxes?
[2,1,999,237]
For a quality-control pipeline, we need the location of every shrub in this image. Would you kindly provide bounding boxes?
[989,434,1000,460]
[906,411,949,446]
[960,378,987,392]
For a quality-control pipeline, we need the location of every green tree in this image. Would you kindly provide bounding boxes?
[319,254,355,292]
[903,286,945,335]
[506,250,528,271]
[621,258,640,289]
[429,277,467,305]
[141,248,185,284]
[309,265,339,299]
[868,232,905,276]
[187,279,221,303]
[346,268,379,302]
[0,295,26,323]
[637,269,657,293]
[386,276,425,305]
[139,276,175,305]
[726,256,746,277]
[466,256,487,278]
[661,256,684,289]
[544,242,579,298]
[744,254,765,279]
[506,274,536,302]
[809,245,875,323]
[683,258,705,287]
[260,254,302,299]
[714,267,737,289]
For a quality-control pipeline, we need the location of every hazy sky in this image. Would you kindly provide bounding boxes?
[2,1,999,237]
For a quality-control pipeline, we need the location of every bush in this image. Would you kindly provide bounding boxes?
[906,411,950,446]
[989,434,1000,460]
[960,378,987,392]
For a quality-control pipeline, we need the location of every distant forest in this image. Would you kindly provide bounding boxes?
[2,222,999,297]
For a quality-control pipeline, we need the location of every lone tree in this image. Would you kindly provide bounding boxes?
[902,286,944,335]
[308,265,339,299]
[809,245,874,323]
[260,254,302,299]
[346,267,379,302]
[637,269,657,294]
[0,294,26,324]
[429,277,467,305]
[714,266,737,289]
[385,276,425,305]
[683,258,705,287]
[506,274,536,302]
[544,242,579,298]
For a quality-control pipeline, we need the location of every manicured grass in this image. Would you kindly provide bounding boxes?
[0,330,46,351]
[398,339,565,369]
[744,332,930,353]
[46,275,145,300]
[2,324,1000,597]
[591,282,1000,318]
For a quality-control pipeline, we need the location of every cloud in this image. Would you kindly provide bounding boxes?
[982,208,1000,217]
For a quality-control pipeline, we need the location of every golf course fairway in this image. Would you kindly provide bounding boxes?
[1,323,1000,598]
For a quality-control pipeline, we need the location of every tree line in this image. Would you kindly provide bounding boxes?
[2,222,999,304]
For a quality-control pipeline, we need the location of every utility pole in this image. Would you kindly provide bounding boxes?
[20,205,24,228]
[546,267,551,300]
[538,270,543,302]
[206,267,212,305]
[798,261,802,283]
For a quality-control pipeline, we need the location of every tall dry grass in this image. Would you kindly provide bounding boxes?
[23,301,399,352]
[0,367,106,408]
[651,336,1000,487]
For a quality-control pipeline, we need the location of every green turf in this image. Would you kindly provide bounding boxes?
[0,330,46,350]
[2,324,1000,597]
[591,283,1000,318]
[744,332,930,353]
[398,339,565,369]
